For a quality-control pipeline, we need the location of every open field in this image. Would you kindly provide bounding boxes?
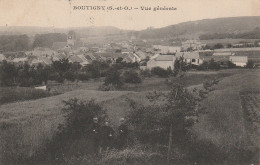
[0,87,58,105]
[193,69,260,163]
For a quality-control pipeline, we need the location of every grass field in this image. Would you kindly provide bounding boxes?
[0,69,256,163]
[0,87,58,105]
[192,69,260,163]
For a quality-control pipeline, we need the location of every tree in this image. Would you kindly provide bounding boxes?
[0,60,17,86]
[104,69,123,88]
[123,70,142,84]
[151,67,169,78]
[173,56,189,76]
[127,83,198,159]
[213,43,224,49]
[246,61,255,68]
[51,58,71,82]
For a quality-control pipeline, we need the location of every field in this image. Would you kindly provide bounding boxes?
[0,69,259,164]
[0,87,58,105]
[193,69,260,163]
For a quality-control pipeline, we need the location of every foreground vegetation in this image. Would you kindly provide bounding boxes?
[0,69,259,164]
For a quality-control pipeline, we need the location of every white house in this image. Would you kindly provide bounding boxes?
[175,52,203,65]
[0,54,6,62]
[229,56,248,67]
[146,54,176,70]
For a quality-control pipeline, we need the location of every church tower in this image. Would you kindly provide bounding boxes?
[67,31,76,46]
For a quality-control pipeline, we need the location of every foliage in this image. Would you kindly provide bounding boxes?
[60,98,105,135]
[0,35,30,51]
[151,67,169,78]
[199,27,260,40]
[173,56,190,76]
[0,60,18,86]
[104,69,123,88]
[127,83,197,146]
[246,60,255,68]
[123,70,142,84]
[32,33,67,48]
[48,98,106,160]
[213,43,224,49]
[140,69,152,78]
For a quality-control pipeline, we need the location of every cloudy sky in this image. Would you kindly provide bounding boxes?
[0,0,259,30]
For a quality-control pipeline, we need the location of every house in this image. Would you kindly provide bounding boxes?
[31,57,52,66]
[213,52,234,56]
[175,52,203,65]
[51,53,67,61]
[229,56,248,67]
[0,54,6,62]
[146,54,176,70]
[85,53,96,62]
[26,48,57,57]
[77,54,90,66]
[123,53,141,63]
[12,57,28,64]
[134,50,147,60]
[182,40,204,51]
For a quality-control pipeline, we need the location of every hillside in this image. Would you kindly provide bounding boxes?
[137,16,260,39]
[1,16,260,40]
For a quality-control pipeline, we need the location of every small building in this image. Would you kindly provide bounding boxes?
[123,53,141,63]
[12,57,28,64]
[229,56,248,67]
[213,52,234,56]
[31,57,52,66]
[0,54,6,62]
[146,54,175,70]
[175,52,203,65]
[182,40,204,51]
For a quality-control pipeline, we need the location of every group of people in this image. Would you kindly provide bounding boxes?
[91,117,128,153]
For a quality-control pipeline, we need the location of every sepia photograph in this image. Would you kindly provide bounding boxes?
[0,0,260,164]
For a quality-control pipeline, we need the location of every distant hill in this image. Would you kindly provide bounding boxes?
[0,26,129,37]
[1,16,260,40]
[136,16,260,39]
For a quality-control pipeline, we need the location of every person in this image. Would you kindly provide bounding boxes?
[100,120,115,152]
[91,117,101,154]
[117,117,128,149]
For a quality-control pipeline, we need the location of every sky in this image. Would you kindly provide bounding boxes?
[0,0,259,30]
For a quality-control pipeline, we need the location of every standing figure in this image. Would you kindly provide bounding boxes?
[91,117,101,154]
[117,117,128,149]
[100,120,115,152]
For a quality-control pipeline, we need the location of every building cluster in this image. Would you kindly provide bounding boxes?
[0,34,250,70]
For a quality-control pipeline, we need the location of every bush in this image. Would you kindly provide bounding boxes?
[123,70,142,84]
[47,98,106,160]
[104,69,123,88]
[246,61,255,68]
[151,67,169,78]
[140,69,151,78]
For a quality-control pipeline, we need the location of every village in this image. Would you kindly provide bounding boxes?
[0,31,259,71]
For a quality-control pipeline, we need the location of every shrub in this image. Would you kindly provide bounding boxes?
[104,69,123,88]
[140,69,151,78]
[48,98,106,160]
[151,67,169,78]
[246,61,255,68]
[123,70,142,84]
